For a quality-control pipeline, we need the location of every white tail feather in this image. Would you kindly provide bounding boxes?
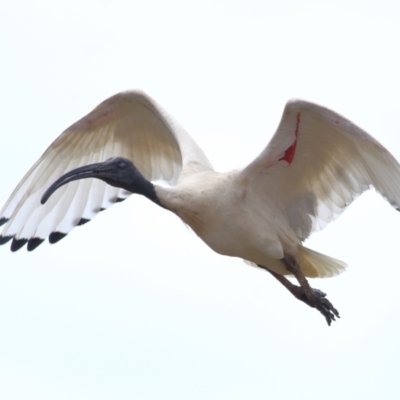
[297,247,347,278]
[244,246,347,278]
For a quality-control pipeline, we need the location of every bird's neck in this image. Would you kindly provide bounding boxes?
[129,176,165,209]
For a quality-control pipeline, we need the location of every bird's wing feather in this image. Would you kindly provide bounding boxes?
[241,99,400,242]
[0,90,211,250]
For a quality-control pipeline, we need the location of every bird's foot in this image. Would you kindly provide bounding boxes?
[291,285,339,325]
[307,288,339,326]
[282,254,340,325]
[258,259,340,325]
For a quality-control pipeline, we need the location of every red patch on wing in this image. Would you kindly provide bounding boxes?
[279,112,300,164]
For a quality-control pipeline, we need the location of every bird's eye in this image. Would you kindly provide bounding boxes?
[118,161,126,169]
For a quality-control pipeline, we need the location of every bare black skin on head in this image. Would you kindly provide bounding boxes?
[41,157,163,207]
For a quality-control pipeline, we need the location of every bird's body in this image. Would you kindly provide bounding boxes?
[2,90,400,324]
[156,163,343,278]
[159,167,294,274]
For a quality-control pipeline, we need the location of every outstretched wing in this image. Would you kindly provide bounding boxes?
[0,90,211,251]
[241,99,400,241]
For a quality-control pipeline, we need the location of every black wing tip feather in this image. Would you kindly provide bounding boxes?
[49,231,67,244]
[2,217,91,251]
[0,235,13,245]
[27,238,45,251]
[0,217,8,227]
[2,196,127,251]
[11,238,28,252]
[3,233,67,251]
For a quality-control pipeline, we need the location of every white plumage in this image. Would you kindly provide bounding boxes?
[2,90,400,323]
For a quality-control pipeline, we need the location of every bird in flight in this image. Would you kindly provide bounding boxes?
[1,91,400,325]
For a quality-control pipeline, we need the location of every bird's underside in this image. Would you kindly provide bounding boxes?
[2,90,400,326]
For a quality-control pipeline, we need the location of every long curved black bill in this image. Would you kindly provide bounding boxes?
[41,162,106,205]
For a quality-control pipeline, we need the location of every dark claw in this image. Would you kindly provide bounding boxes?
[312,288,327,298]
[310,291,340,326]
[292,285,339,325]
[258,260,340,326]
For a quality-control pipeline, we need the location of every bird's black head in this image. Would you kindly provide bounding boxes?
[88,157,142,189]
[41,157,158,205]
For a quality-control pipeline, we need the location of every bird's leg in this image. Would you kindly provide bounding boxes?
[258,255,340,325]
[258,265,309,303]
[282,254,340,325]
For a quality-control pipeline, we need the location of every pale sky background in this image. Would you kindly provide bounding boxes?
[1,1,400,399]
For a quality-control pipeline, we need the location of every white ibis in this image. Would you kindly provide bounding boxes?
[2,91,400,325]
